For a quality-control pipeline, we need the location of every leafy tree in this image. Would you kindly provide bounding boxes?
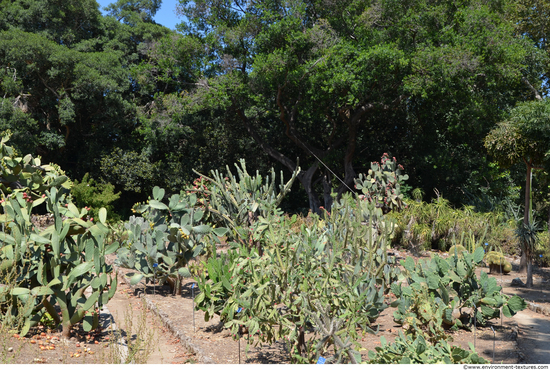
[0,0,175,197]
[485,99,550,286]
[174,0,539,211]
[104,0,162,24]
[71,173,121,222]
[511,0,550,96]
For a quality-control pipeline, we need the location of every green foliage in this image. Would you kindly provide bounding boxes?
[448,245,466,257]
[71,173,121,222]
[195,159,299,247]
[100,148,161,194]
[0,187,118,337]
[534,231,550,267]
[355,153,409,214]
[115,186,228,295]
[366,331,488,364]
[0,132,71,199]
[392,196,517,254]
[392,248,527,340]
[485,99,550,170]
[195,193,400,364]
[174,0,539,210]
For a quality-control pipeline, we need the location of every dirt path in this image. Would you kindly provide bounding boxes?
[103,276,197,364]
[513,310,550,364]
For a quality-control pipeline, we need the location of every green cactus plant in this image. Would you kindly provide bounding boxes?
[116,186,228,295]
[355,153,409,214]
[0,187,118,337]
[391,247,527,338]
[366,331,488,364]
[448,245,466,257]
[0,132,71,200]
[193,159,299,251]
[484,251,512,274]
[195,193,398,363]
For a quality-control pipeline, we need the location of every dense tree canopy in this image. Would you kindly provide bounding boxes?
[0,0,547,216]
[170,0,540,211]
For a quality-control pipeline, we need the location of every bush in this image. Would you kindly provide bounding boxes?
[534,232,550,267]
[71,173,121,223]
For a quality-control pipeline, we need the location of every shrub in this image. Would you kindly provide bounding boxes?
[71,173,121,223]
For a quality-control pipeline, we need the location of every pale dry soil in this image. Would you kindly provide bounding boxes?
[0,273,198,364]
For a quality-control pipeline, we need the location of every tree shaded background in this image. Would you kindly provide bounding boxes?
[1,0,549,221]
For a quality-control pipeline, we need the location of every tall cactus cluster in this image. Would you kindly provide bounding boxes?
[195,159,299,232]
[0,135,117,337]
[355,153,409,214]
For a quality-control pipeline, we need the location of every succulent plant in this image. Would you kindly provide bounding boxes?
[0,187,118,337]
[195,192,400,363]
[448,245,466,257]
[484,251,512,274]
[391,247,527,339]
[0,132,71,200]
[116,186,228,295]
[355,153,408,214]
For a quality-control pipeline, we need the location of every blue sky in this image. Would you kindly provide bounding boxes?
[96,0,183,30]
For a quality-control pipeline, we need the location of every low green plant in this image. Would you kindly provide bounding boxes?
[366,331,489,364]
[391,247,526,341]
[99,299,160,364]
[484,251,512,274]
[392,195,516,253]
[448,245,466,257]
[534,231,550,267]
[0,260,27,363]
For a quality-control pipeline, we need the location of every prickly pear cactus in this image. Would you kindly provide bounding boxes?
[0,132,72,199]
[0,187,118,337]
[116,186,228,295]
[355,153,408,214]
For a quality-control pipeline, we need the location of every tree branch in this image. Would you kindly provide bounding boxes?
[522,77,542,101]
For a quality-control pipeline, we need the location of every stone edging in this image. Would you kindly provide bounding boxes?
[116,271,215,364]
[527,302,550,317]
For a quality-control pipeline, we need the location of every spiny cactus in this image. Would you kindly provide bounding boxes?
[0,132,71,200]
[485,251,512,274]
[116,186,228,295]
[0,187,118,337]
[194,159,299,232]
[448,244,466,257]
[355,153,408,214]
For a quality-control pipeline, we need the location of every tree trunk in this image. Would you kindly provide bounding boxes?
[322,172,333,210]
[519,164,532,273]
[297,325,307,358]
[297,162,321,213]
[526,258,533,288]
